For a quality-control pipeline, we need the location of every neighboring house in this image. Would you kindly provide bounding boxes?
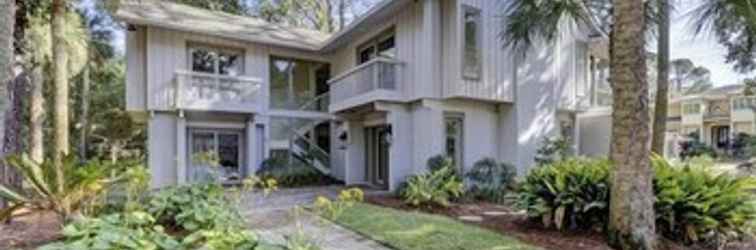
[116,0,604,190]
[665,85,755,156]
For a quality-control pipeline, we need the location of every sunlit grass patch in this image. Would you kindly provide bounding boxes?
[331,203,540,250]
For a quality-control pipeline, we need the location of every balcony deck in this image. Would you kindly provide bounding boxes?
[173,70,263,113]
[328,58,406,113]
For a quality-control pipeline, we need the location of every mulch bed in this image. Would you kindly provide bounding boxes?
[366,195,755,250]
[0,211,62,250]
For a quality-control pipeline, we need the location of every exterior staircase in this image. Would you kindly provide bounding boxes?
[285,93,333,175]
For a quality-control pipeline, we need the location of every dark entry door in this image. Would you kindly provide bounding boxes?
[711,126,730,149]
[365,126,390,189]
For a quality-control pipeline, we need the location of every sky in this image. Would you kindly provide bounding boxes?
[670,0,754,86]
[103,0,750,86]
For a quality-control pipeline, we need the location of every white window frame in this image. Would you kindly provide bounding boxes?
[187,42,245,76]
[356,27,397,65]
[187,128,246,182]
[461,5,482,80]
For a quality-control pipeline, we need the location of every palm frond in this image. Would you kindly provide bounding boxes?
[500,0,593,51]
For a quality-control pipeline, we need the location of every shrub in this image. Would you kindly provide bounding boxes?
[38,211,182,250]
[313,188,364,220]
[465,158,517,203]
[146,184,243,232]
[534,137,571,166]
[679,138,716,160]
[256,156,337,187]
[518,156,756,246]
[653,155,756,244]
[401,166,464,207]
[517,158,611,230]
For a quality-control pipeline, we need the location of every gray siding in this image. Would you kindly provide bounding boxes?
[126,25,147,111]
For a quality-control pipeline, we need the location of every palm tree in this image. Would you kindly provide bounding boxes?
[0,0,15,213]
[501,1,657,248]
[607,1,656,248]
[651,0,671,154]
[51,0,69,195]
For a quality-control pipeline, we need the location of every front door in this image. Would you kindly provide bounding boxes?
[711,126,730,149]
[365,126,390,189]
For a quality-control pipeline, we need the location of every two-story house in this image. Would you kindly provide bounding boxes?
[665,85,755,155]
[117,0,602,190]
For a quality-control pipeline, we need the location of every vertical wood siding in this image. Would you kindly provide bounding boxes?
[442,0,515,102]
[328,1,423,100]
[126,25,146,111]
[144,27,327,111]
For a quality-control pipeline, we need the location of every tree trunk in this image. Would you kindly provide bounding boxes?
[0,0,15,213]
[51,0,68,195]
[651,0,671,155]
[79,63,89,161]
[29,64,44,163]
[608,0,657,249]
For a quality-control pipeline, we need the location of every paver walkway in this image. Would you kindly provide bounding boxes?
[240,186,391,250]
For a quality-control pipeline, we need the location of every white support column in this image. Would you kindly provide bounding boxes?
[246,116,257,176]
[176,110,187,185]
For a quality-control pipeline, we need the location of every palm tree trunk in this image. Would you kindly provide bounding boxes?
[608,0,657,249]
[29,64,44,163]
[51,0,68,196]
[0,0,15,213]
[651,0,671,155]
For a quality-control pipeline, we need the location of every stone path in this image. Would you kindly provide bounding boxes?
[240,186,391,250]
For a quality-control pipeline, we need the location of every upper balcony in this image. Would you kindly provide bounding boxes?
[173,70,263,113]
[328,58,405,113]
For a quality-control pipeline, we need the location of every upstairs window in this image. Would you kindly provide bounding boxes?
[188,44,244,76]
[683,103,701,114]
[462,6,482,80]
[356,28,396,65]
[733,97,756,110]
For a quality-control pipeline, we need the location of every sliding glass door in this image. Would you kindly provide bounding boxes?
[188,129,244,183]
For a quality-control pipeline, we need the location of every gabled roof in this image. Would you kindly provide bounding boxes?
[115,0,331,51]
[114,0,408,52]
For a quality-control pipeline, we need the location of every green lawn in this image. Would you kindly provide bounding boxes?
[331,203,540,250]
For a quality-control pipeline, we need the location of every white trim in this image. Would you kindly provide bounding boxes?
[187,121,246,129]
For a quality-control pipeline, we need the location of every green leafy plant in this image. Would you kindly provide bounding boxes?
[0,154,131,222]
[653,155,756,245]
[38,211,182,250]
[313,188,364,220]
[183,227,258,250]
[146,184,243,232]
[517,157,611,230]
[465,158,517,203]
[401,166,464,207]
[534,137,571,166]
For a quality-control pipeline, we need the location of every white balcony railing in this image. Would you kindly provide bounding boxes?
[174,70,262,112]
[328,58,404,108]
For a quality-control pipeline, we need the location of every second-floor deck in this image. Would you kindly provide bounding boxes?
[328,58,406,113]
[172,70,263,113]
